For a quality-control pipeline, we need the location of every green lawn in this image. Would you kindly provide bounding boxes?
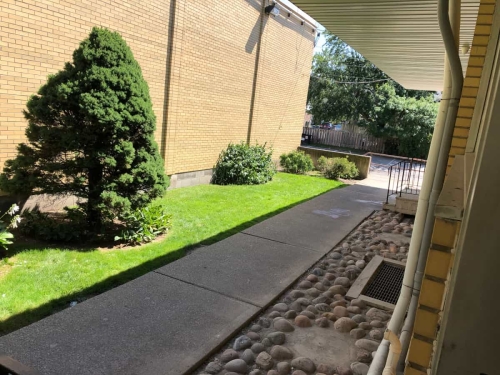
[0,173,342,335]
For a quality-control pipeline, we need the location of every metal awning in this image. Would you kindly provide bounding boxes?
[291,0,480,91]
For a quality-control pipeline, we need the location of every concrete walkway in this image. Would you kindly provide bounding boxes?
[0,184,386,375]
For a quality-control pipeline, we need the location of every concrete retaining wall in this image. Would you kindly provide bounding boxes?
[298,147,371,179]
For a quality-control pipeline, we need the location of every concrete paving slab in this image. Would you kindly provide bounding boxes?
[242,185,386,252]
[0,273,259,375]
[156,233,323,307]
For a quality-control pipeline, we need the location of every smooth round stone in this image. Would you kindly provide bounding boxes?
[350,328,366,339]
[312,268,325,276]
[314,283,326,291]
[347,260,356,266]
[328,285,347,295]
[357,349,372,363]
[269,311,282,319]
[273,303,289,312]
[352,314,366,324]
[315,303,331,312]
[333,277,351,288]
[347,306,362,315]
[262,338,273,347]
[251,343,266,353]
[351,362,369,375]
[339,260,348,267]
[315,317,330,327]
[291,357,316,373]
[316,364,335,375]
[234,335,252,351]
[205,361,223,374]
[306,274,318,282]
[284,310,297,319]
[366,308,390,322]
[247,331,260,341]
[250,370,264,375]
[251,324,262,332]
[267,371,279,375]
[221,349,240,362]
[224,359,248,373]
[270,345,294,360]
[300,310,316,319]
[306,288,320,297]
[312,295,329,305]
[333,306,349,318]
[277,362,292,375]
[256,352,274,370]
[330,300,347,308]
[324,272,336,281]
[370,320,384,328]
[322,312,336,321]
[259,317,271,328]
[355,339,380,352]
[334,317,357,333]
[350,299,367,309]
[299,280,313,289]
[336,364,353,375]
[289,290,305,299]
[292,371,308,375]
[370,329,384,341]
[321,279,332,286]
[331,252,342,260]
[295,315,312,327]
[268,332,286,345]
[226,372,241,375]
[242,348,255,364]
[322,291,335,299]
[356,260,366,269]
[359,322,371,330]
[306,305,318,314]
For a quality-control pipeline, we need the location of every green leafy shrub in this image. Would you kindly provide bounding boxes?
[0,204,21,251]
[0,27,168,237]
[211,143,276,185]
[115,205,172,245]
[279,151,314,174]
[19,207,89,243]
[317,156,359,180]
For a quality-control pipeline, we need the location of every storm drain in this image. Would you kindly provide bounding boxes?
[363,262,405,305]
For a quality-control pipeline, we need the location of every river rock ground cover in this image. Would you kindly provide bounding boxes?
[195,209,413,375]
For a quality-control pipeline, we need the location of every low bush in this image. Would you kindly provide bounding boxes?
[317,156,359,180]
[19,207,89,243]
[279,151,314,174]
[211,143,276,185]
[0,204,21,251]
[115,205,172,245]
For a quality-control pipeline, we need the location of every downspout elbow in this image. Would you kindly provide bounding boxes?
[382,330,402,375]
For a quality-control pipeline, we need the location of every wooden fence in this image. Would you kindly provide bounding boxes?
[302,127,385,153]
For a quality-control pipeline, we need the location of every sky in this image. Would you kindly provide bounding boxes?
[314,28,326,54]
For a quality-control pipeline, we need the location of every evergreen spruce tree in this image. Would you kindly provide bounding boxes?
[0,27,168,232]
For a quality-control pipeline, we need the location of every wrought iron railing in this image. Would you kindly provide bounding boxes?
[386,158,427,204]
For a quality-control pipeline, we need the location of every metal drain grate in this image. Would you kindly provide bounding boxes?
[363,262,405,305]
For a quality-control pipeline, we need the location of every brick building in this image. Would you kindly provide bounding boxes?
[0,0,316,188]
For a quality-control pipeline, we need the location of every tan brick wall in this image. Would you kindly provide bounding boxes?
[447,0,496,173]
[0,0,315,176]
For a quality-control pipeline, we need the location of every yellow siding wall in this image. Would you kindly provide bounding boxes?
[0,0,314,176]
[447,0,497,173]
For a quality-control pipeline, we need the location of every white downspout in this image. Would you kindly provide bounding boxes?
[367,0,463,373]
[396,0,462,372]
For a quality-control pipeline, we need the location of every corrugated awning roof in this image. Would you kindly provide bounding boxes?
[291,0,480,91]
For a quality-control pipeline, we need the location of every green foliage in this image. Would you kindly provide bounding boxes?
[279,151,314,174]
[0,204,21,251]
[211,143,276,185]
[115,205,172,245]
[317,156,359,180]
[0,27,168,234]
[308,33,437,158]
[19,207,89,243]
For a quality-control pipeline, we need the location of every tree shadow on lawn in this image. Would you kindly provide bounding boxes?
[0,183,347,336]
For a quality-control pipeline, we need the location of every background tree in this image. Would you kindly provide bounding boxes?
[0,27,169,232]
[308,33,437,158]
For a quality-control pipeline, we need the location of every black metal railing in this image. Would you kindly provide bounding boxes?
[386,158,427,204]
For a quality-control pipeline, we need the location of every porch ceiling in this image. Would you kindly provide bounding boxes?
[291,0,480,91]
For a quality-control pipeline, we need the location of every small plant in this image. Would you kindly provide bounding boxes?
[211,143,276,185]
[0,204,21,251]
[115,205,172,245]
[279,151,314,174]
[317,156,359,180]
